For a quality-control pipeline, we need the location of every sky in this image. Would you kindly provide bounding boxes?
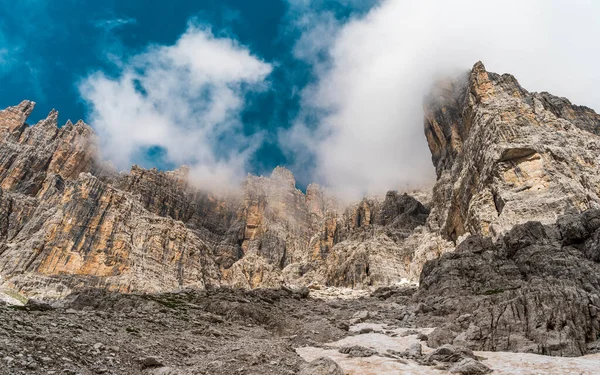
[1,0,599,199]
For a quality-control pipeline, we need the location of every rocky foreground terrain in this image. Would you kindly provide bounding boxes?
[2,283,599,374]
[1,61,600,373]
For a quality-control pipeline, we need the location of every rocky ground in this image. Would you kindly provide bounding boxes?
[3,284,600,375]
[0,286,420,375]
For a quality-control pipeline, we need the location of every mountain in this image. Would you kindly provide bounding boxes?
[0,104,431,298]
[424,61,600,240]
[416,61,600,356]
[1,61,600,359]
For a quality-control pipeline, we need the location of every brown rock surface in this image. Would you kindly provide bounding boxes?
[424,61,600,242]
[0,103,430,297]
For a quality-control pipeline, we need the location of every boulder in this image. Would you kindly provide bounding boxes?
[298,357,345,375]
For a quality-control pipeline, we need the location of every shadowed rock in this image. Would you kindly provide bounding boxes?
[415,209,600,356]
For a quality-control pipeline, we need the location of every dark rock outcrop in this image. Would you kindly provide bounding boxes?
[415,209,600,356]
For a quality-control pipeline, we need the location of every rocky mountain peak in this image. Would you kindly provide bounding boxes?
[424,61,600,241]
[41,109,59,124]
[270,165,296,188]
[0,100,36,136]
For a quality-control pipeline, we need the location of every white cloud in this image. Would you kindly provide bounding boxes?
[79,24,272,191]
[284,0,600,200]
[290,9,339,64]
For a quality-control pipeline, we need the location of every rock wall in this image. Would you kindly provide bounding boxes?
[416,210,600,356]
[414,62,600,356]
[424,62,600,242]
[0,102,430,297]
[400,60,600,319]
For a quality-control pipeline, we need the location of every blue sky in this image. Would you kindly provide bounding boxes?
[1,0,599,198]
[0,0,375,185]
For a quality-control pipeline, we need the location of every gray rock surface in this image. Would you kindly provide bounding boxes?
[0,102,430,297]
[338,345,377,357]
[0,286,417,375]
[424,61,600,243]
[449,358,492,375]
[415,210,600,356]
[298,357,345,375]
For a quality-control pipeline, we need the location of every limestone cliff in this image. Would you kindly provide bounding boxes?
[413,62,600,356]
[424,62,600,242]
[223,167,430,289]
[0,102,429,297]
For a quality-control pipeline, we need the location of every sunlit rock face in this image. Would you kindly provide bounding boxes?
[0,105,226,298]
[424,62,600,242]
[0,103,430,297]
[415,62,600,357]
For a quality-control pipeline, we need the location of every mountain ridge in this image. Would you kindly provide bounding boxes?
[0,100,434,298]
[1,62,600,373]
[1,61,599,317]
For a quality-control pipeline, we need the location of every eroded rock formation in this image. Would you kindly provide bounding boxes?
[416,210,600,356]
[414,62,600,356]
[0,102,430,298]
[424,62,600,242]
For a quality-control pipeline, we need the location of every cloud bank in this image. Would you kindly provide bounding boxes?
[79,1,600,199]
[80,25,272,191]
[284,0,600,200]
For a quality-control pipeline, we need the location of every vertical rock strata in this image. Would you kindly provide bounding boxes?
[0,102,224,297]
[416,62,600,356]
[424,62,600,242]
[0,102,429,297]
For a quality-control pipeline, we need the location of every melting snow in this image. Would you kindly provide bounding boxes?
[296,324,600,375]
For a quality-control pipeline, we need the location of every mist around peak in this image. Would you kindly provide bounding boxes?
[71,0,600,201]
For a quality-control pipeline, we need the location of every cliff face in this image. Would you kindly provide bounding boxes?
[415,62,600,356]
[416,211,600,356]
[0,103,228,297]
[0,102,429,297]
[424,62,600,242]
[222,167,430,289]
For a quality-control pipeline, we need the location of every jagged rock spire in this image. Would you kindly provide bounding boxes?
[0,100,36,136]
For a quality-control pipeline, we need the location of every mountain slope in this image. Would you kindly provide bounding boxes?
[0,103,428,298]
[415,62,600,356]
